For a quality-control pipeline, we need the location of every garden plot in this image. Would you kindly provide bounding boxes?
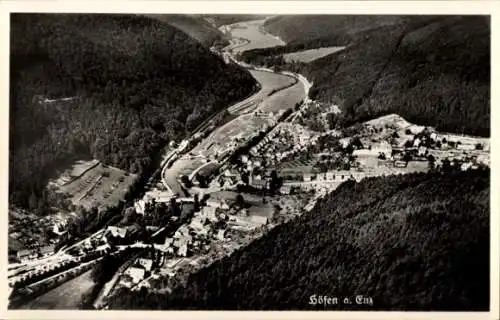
[52,160,138,210]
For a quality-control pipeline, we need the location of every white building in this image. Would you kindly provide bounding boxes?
[137,258,153,272]
[106,226,127,238]
[134,200,146,215]
[461,162,473,171]
[457,144,476,151]
[418,146,428,157]
[325,171,334,181]
[339,137,351,149]
[250,215,268,226]
[144,189,175,203]
[201,206,218,222]
[413,137,421,147]
[303,173,313,182]
[216,229,227,241]
[124,267,145,284]
[206,199,229,210]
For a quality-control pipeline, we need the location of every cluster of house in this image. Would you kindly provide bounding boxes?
[100,225,145,246]
[16,244,56,263]
[162,193,272,258]
[121,257,155,288]
[302,170,364,183]
[163,200,229,257]
[392,127,490,170]
[9,210,62,263]
[211,167,243,189]
[134,188,176,214]
[249,123,318,167]
[227,213,269,232]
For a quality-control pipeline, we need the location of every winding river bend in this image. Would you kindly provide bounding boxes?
[162,19,310,194]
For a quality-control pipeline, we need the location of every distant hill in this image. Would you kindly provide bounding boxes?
[142,14,227,47]
[264,15,414,44]
[108,170,490,310]
[9,13,256,210]
[203,15,270,27]
[242,15,490,137]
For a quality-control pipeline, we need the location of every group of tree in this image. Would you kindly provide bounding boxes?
[10,13,256,209]
[107,169,490,310]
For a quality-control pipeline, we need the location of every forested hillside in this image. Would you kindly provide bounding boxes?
[10,14,256,209]
[142,14,227,47]
[242,15,490,136]
[265,15,414,44]
[108,170,490,310]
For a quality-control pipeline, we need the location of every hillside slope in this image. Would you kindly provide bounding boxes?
[243,15,490,137]
[108,170,490,310]
[264,15,414,44]
[142,14,227,47]
[9,13,256,209]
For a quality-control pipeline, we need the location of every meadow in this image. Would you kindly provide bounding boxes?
[282,46,346,63]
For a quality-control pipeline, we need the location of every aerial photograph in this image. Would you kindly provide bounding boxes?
[8,13,490,312]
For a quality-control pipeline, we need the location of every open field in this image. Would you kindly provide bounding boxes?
[195,162,221,178]
[19,270,95,310]
[193,114,273,158]
[224,20,285,53]
[229,70,296,114]
[282,46,346,63]
[51,159,100,187]
[52,160,138,210]
[256,79,305,114]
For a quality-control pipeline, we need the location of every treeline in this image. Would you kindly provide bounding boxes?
[107,169,489,310]
[10,14,256,208]
[243,16,490,137]
[142,14,228,47]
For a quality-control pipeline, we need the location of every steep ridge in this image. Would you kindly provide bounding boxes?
[141,14,227,47]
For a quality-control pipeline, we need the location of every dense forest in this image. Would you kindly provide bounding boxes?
[107,169,490,310]
[10,14,256,209]
[241,15,490,137]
